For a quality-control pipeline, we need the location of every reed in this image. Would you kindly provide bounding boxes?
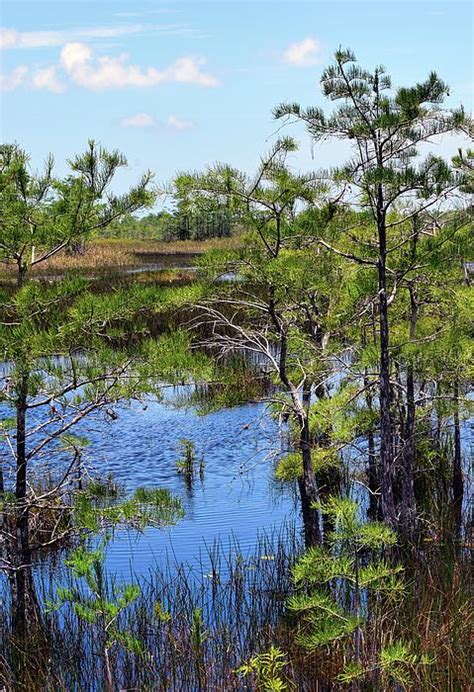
[0,520,471,690]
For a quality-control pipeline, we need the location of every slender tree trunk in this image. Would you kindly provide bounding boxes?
[364,372,379,519]
[452,379,463,532]
[9,371,49,687]
[9,564,49,689]
[15,373,30,563]
[298,388,321,547]
[376,201,397,527]
[11,373,33,655]
[400,286,417,533]
[269,301,322,546]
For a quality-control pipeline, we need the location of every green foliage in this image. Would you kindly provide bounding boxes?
[73,486,184,532]
[190,607,208,653]
[141,329,213,386]
[48,541,146,678]
[309,385,378,444]
[274,453,303,482]
[0,141,154,278]
[236,646,290,691]
[175,438,205,481]
[275,448,339,483]
[338,640,434,688]
[154,601,172,624]
[0,277,208,556]
[379,641,434,688]
[289,497,403,658]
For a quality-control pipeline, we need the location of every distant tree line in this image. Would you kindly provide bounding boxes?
[98,207,237,241]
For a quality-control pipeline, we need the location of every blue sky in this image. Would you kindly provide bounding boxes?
[1,1,472,201]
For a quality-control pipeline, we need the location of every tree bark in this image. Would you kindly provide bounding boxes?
[376,197,397,527]
[399,286,417,533]
[9,372,49,687]
[17,260,27,289]
[452,378,463,532]
[299,392,321,547]
[269,300,322,546]
[15,372,30,565]
[364,372,380,520]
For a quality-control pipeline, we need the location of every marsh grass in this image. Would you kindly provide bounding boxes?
[0,525,300,690]
[0,238,241,283]
[0,521,471,691]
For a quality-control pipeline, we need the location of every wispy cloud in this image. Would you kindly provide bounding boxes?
[0,23,206,51]
[115,9,178,19]
[0,63,65,92]
[121,112,156,128]
[31,65,65,92]
[60,42,219,90]
[166,114,194,130]
[282,37,321,67]
[0,65,28,91]
[120,112,195,131]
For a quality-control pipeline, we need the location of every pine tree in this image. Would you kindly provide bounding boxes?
[275,48,464,529]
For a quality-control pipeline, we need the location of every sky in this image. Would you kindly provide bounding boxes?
[1,1,473,203]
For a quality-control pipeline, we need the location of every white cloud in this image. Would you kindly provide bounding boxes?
[0,63,65,92]
[282,37,321,67]
[0,25,144,50]
[59,42,219,90]
[121,112,156,128]
[0,65,28,91]
[0,23,202,50]
[31,65,65,92]
[120,112,195,131]
[162,57,218,87]
[166,114,194,130]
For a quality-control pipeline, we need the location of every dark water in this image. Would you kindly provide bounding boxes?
[122,251,199,274]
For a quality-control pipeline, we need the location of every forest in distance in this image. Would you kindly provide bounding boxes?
[0,47,473,691]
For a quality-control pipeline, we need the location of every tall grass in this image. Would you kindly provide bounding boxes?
[0,521,471,691]
[0,525,300,690]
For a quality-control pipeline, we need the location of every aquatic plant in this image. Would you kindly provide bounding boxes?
[236,646,291,691]
[175,438,205,484]
[0,520,471,690]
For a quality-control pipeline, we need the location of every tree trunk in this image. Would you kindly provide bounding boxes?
[376,205,397,527]
[9,564,49,689]
[452,379,463,532]
[17,260,27,289]
[364,372,380,519]
[9,372,49,687]
[298,389,321,547]
[399,286,417,533]
[15,373,30,565]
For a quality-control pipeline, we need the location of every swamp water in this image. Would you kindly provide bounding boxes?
[78,394,298,578]
[0,392,303,689]
[2,390,300,579]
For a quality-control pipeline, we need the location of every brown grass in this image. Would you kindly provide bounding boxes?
[0,237,241,280]
[45,237,240,270]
